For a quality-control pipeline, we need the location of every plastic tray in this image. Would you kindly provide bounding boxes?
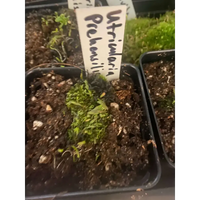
[25,65,161,199]
[94,0,175,17]
[25,0,59,6]
[25,0,102,10]
[22,0,102,70]
[139,49,175,168]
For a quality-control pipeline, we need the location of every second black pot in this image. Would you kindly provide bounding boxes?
[139,49,175,168]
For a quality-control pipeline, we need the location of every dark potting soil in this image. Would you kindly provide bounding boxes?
[25,9,83,71]
[143,60,175,163]
[26,12,53,71]
[25,72,149,195]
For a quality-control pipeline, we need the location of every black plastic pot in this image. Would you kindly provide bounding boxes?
[96,0,175,17]
[132,0,175,17]
[25,0,102,10]
[25,2,102,71]
[25,65,161,199]
[25,0,59,6]
[139,49,175,168]
[22,0,101,6]
[22,0,102,70]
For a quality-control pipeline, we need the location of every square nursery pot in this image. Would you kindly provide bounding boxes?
[26,0,61,6]
[25,1,102,20]
[132,0,175,17]
[25,64,161,199]
[22,0,101,6]
[25,0,102,9]
[97,0,175,17]
[139,49,175,168]
[22,0,102,70]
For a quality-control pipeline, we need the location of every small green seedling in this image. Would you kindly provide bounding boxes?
[51,28,59,34]
[77,141,86,148]
[172,100,178,105]
[71,145,80,162]
[174,89,178,97]
[58,149,64,153]
[41,16,54,26]
[95,154,100,162]
[54,12,70,32]
[48,35,64,48]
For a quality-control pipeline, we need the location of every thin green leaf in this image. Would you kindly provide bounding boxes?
[71,145,80,159]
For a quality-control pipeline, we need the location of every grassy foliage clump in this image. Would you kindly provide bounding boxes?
[66,74,111,146]
[123,11,175,64]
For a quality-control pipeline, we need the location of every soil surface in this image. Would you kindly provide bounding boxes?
[144,60,175,163]
[25,8,83,71]
[26,11,53,71]
[26,72,149,196]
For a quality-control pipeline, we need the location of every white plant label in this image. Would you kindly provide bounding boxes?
[68,0,95,9]
[106,0,136,20]
[76,5,126,81]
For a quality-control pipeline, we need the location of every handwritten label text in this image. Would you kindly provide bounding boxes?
[68,0,95,10]
[106,0,136,19]
[76,6,126,81]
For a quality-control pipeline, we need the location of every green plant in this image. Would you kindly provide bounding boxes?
[174,88,178,96]
[41,9,80,65]
[66,74,110,148]
[43,11,77,65]
[172,89,178,105]
[48,34,65,48]
[54,12,70,32]
[58,148,64,153]
[144,20,175,50]
[51,28,59,34]
[160,96,175,110]
[41,16,54,26]
[71,145,80,162]
[172,100,178,105]
[123,11,175,64]
[160,88,175,110]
